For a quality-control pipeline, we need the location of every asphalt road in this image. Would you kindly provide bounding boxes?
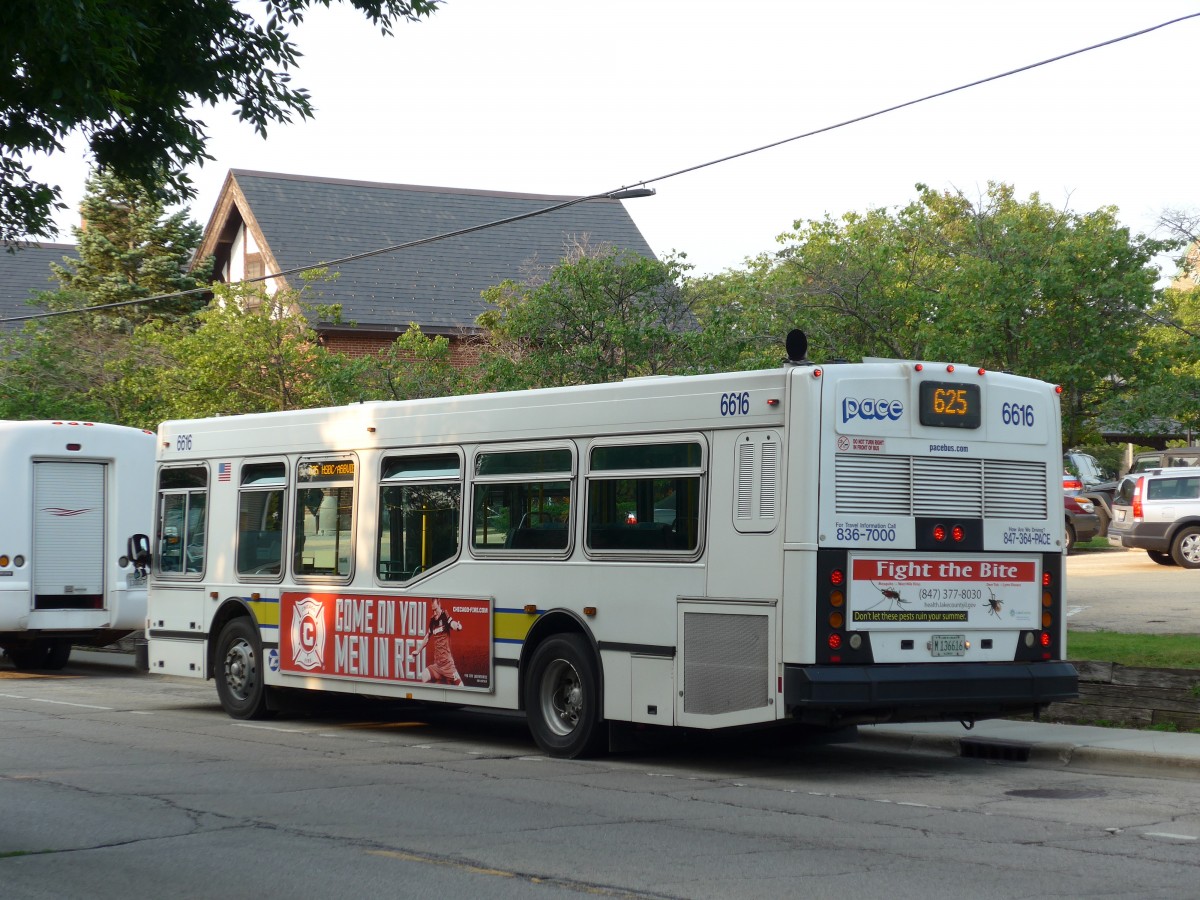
[1065,545,1199,634]
[3,665,1200,900]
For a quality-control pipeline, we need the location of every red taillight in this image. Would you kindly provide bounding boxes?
[828,633,842,650]
[1132,476,1145,520]
[1063,477,1083,492]
[1040,632,1051,647]
[932,524,946,542]
[951,525,965,542]
[830,569,844,586]
[1043,571,1052,587]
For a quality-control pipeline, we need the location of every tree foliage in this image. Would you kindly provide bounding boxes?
[41,169,212,329]
[0,168,210,422]
[354,324,472,401]
[1103,285,1200,443]
[122,284,352,425]
[1,0,440,244]
[694,182,1173,444]
[477,241,699,391]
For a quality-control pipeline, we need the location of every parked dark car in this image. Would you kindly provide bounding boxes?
[1064,494,1100,554]
[1063,450,1118,536]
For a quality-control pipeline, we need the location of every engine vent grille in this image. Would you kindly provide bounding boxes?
[683,612,768,715]
[835,455,1047,519]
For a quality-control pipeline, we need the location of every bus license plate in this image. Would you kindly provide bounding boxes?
[930,634,966,657]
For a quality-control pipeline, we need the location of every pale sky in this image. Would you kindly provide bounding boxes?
[25,0,1200,278]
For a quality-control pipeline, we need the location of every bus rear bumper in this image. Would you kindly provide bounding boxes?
[783,661,1079,725]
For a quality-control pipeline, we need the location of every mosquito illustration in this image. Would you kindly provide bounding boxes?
[864,582,909,611]
[985,588,1003,617]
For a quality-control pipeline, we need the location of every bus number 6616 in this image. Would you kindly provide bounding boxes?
[720,391,750,416]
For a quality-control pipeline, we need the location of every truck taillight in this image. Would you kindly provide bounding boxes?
[1132,476,1145,520]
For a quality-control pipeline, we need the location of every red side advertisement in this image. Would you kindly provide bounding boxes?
[280,592,492,690]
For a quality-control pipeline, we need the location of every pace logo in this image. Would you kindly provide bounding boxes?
[290,596,326,670]
[842,397,904,423]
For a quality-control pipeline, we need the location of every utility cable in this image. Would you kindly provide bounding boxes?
[4,11,1197,326]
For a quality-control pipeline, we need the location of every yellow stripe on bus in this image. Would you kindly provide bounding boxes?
[247,599,280,627]
[494,610,538,642]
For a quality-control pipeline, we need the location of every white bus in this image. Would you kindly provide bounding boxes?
[0,420,154,669]
[146,333,1076,757]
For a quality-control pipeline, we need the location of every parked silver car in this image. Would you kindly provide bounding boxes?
[1107,467,1200,568]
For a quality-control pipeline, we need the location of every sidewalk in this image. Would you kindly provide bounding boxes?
[859,718,1200,779]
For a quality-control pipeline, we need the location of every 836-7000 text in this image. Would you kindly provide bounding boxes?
[836,525,897,542]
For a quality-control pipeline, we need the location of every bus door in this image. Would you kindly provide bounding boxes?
[32,461,106,610]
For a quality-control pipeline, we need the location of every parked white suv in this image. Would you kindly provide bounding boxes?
[1107,467,1200,568]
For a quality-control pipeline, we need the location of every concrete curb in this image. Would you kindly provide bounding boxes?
[857,727,1200,779]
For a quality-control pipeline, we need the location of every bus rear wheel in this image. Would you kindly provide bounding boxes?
[215,618,274,720]
[524,634,605,759]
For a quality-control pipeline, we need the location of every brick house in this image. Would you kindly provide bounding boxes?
[193,170,658,365]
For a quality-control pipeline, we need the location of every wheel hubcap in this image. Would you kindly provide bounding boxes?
[540,658,583,736]
[1181,534,1200,564]
[225,638,255,700]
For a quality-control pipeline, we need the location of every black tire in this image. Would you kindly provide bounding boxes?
[1147,550,1177,567]
[523,634,605,759]
[5,645,44,670]
[1170,526,1200,569]
[1064,522,1076,554]
[45,639,72,670]
[5,639,71,670]
[214,618,274,720]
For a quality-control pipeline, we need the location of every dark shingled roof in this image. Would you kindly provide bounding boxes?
[225,171,657,332]
[0,243,72,331]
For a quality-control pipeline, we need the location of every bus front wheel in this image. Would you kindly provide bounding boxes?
[524,634,605,759]
[215,618,274,720]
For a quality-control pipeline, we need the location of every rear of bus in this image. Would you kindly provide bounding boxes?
[784,360,1078,725]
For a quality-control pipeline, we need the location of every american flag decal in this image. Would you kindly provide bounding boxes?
[218,462,232,482]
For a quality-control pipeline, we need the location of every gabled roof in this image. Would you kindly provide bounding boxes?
[0,243,72,332]
[195,170,658,335]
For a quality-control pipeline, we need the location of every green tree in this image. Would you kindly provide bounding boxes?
[122,283,351,424]
[692,182,1172,444]
[477,242,698,390]
[355,324,472,401]
[916,183,1171,444]
[1104,285,1200,443]
[0,169,209,422]
[1,0,440,244]
[43,169,212,329]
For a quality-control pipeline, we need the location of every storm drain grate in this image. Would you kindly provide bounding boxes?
[960,738,1033,762]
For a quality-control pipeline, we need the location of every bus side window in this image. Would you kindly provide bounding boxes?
[293,457,356,578]
[471,447,573,555]
[237,462,286,579]
[586,441,704,555]
[156,466,209,576]
[378,453,462,582]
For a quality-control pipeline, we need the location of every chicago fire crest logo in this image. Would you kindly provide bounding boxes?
[290,596,326,670]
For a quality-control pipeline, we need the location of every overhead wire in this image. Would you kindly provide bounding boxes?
[3,10,1198,326]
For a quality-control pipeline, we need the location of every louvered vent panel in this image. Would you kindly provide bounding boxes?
[983,459,1048,518]
[683,612,769,715]
[736,442,754,519]
[759,440,779,517]
[834,455,912,514]
[913,457,983,516]
[834,455,1051,520]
